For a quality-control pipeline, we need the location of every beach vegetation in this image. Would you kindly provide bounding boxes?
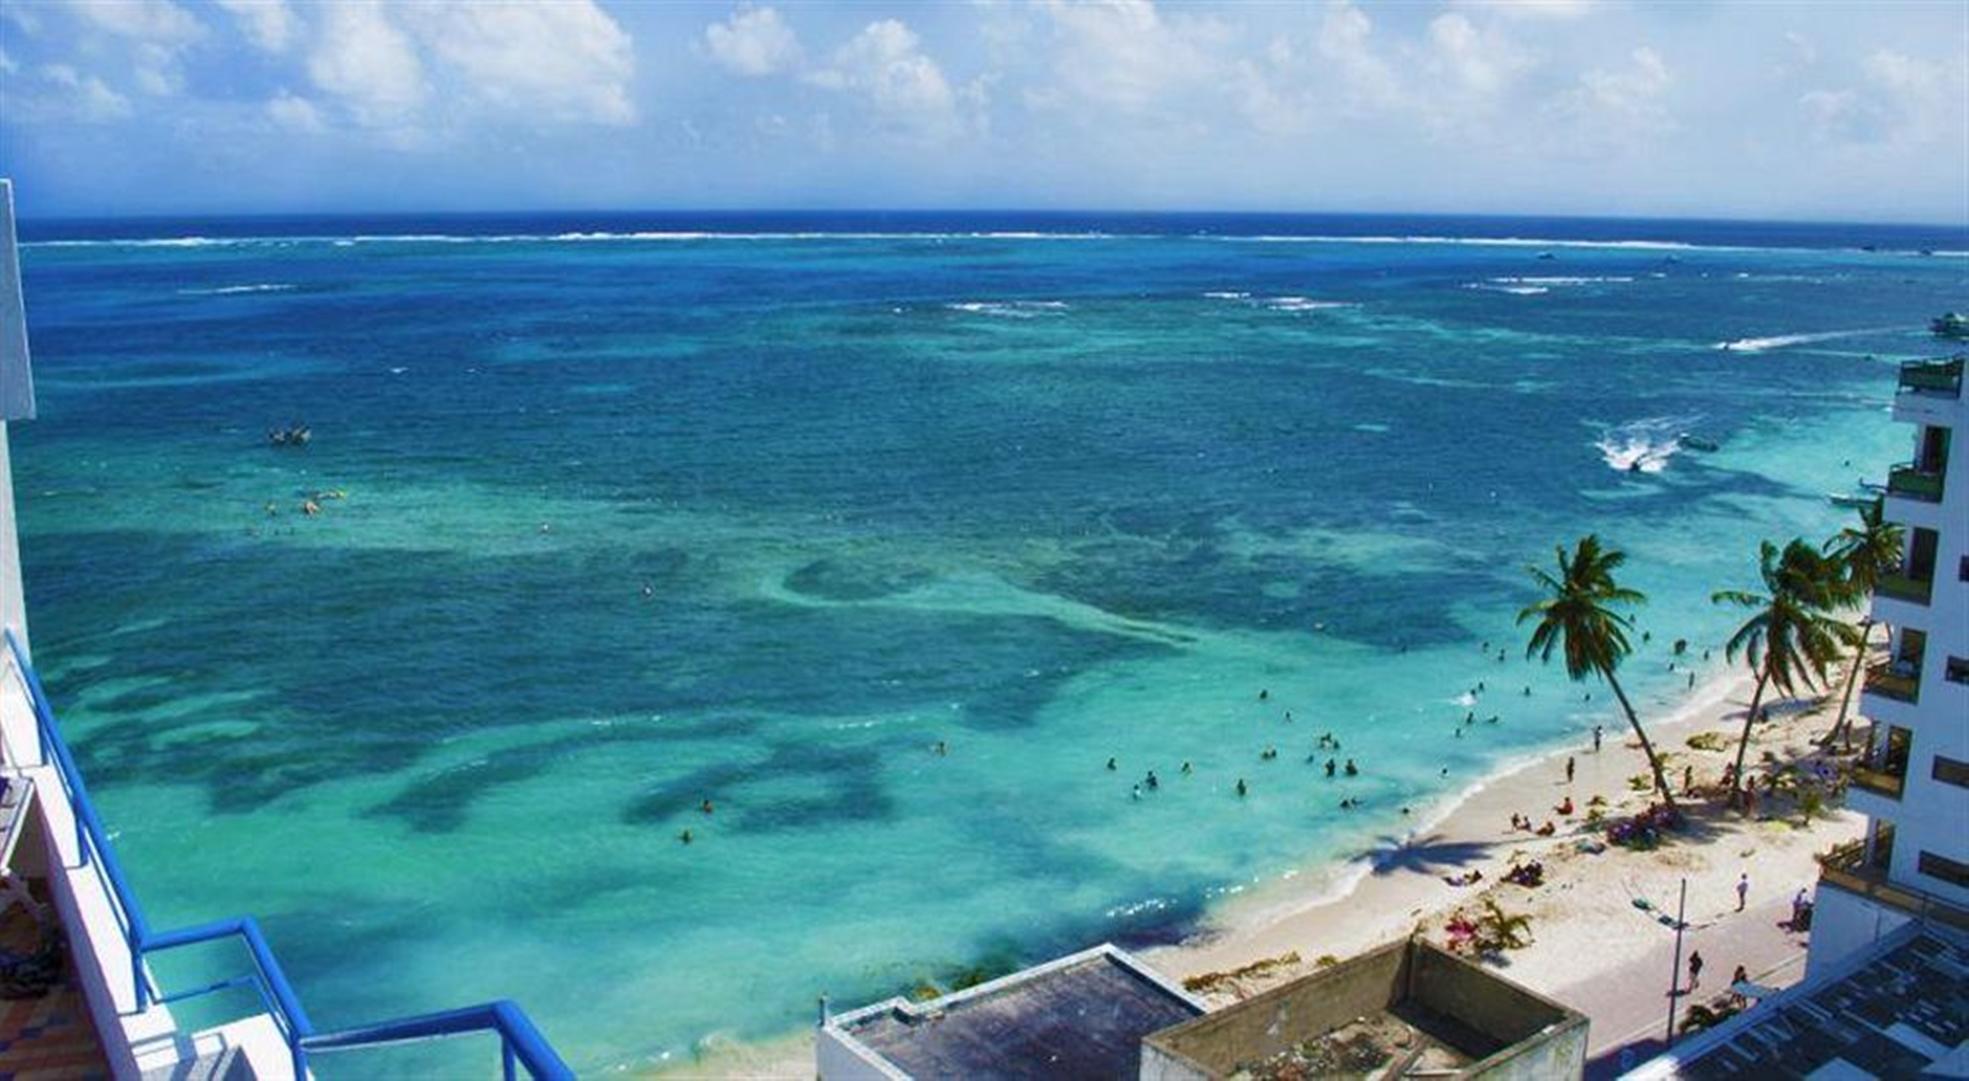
[1475,899,1534,952]
[1712,539,1859,810]
[1628,774,1652,792]
[1181,951,1300,996]
[1820,499,1903,751]
[1519,535,1678,813]
[1686,731,1727,752]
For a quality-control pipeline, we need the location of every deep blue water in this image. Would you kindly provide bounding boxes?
[9,212,1964,1073]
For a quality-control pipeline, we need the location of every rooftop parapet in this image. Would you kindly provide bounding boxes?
[1141,937,1587,1081]
[818,944,1204,1080]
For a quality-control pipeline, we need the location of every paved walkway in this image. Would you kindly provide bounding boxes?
[1547,892,1812,1077]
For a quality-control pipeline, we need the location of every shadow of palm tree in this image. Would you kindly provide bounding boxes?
[1356,832,1496,877]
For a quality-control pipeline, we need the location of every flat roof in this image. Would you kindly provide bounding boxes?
[1631,925,1967,1079]
[829,945,1203,1079]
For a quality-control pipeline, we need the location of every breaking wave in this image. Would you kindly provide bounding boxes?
[944,300,1071,319]
[178,283,296,296]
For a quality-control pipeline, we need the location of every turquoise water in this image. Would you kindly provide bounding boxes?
[12,217,1960,1073]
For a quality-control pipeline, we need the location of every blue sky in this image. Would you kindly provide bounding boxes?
[1,0,1964,222]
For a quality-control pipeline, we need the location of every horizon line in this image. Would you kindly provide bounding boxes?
[12,204,1968,232]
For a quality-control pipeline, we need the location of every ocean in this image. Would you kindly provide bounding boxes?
[12,212,1964,1074]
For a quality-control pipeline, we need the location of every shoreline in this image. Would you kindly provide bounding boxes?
[1156,665,1757,972]
[661,661,1860,1078]
[1149,657,1866,1039]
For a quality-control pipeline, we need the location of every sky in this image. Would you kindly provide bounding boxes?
[0,0,1965,222]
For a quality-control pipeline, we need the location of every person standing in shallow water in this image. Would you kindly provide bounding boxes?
[1593,725,1603,752]
[1566,756,1575,784]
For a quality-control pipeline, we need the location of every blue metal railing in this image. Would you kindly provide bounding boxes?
[2,630,574,1080]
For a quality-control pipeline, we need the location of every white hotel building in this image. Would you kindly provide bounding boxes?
[1810,350,1969,966]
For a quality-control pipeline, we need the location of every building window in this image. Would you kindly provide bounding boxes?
[1959,554,1969,583]
[1935,756,1969,789]
[1947,656,1969,686]
[1917,851,1969,889]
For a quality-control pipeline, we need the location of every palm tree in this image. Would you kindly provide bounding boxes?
[1712,540,1860,809]
[1519,535,1677,812]
[1819,499,1903,751]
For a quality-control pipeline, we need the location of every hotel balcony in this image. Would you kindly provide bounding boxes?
[1886,462,1945,503]
[1847,724,1911,821]
[1899,355,1964,398]
[1818,840,1969,933]
[1875,570,1934,606]
[1864,661,1921,704]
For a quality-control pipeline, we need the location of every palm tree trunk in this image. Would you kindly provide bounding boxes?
[1729,667,1771,812]
[1819,618,1875,752]
[1604,670,1679,816]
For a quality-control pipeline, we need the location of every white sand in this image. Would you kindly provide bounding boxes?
[1150,663,1867,1034]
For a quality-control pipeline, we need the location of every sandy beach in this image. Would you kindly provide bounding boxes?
[1149,660,1868,1055]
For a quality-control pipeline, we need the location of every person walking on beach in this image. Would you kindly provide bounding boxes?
[1736,872,1749,912]
[1730,965,1749,1008]
[1593,725,1602,752]
[1565,756,1575,784]
[1687,951,1704,991]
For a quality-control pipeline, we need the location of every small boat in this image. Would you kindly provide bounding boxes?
[1535,251,1557,261]
[1678,434,1720,452]
[1827,492,1876,510]
[267,424,312,448]
[1930,312,1969,341]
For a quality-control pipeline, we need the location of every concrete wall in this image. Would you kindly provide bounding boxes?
[1410,942,1586,1081]
[1410,942,1566,1047]
[1806,879,1913,977]
[1140,940,1411,1078]
[816,1025,907,1081]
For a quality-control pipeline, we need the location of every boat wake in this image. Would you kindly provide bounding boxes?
[1596,417,1697,474]
[1713,327,1892,352]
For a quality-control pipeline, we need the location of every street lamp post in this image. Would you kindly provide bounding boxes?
[1664,876,1689,1047]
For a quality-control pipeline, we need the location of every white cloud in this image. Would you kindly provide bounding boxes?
[810,19,963,136]
[62,0,203,45]
[401,3,635,125]
[266,90,324,132]
[215,0,297,53]
[1552,45,1673,142]
[1316,1,1404,114]
[1802,48,1966,147]
[1425,13,1529,99]
[1456,0,1594,19]
[1037,0,1221,111]
[0,48,16,75]
[307,2,426,127]
[705,6,801,77]
[38,63,134,121]
[303,2,635,131]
